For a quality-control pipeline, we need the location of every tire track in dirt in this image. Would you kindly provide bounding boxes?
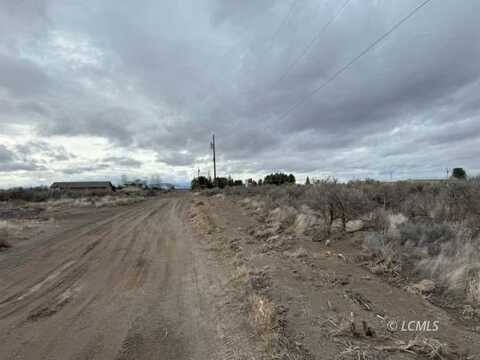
[28,203,172,359]
[0,194,244,360]
[0,203,157,323]
[0,202,149,296]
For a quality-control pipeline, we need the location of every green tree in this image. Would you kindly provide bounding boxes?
[263,172,296,185]
[452,168,467,180]
[305,176,311,185]
[213,177,229,188]
[191,176,212,189]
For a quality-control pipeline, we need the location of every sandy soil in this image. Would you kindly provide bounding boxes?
[0,194,261,360]
[2,193,480,360]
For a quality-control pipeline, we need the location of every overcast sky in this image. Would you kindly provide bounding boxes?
[1,0,479,187]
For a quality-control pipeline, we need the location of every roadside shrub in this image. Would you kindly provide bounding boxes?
[224,186,248,196]
[228,177,480,301]
[263,185,305,209]
[0,238,11,251]
[365,232,386,253]
[0,227,12,251]
[304,181,374,233]
[441,182,480,222]
[0,187,51,202]
[367,208,389,233]
[0,186,126,203]
[398,222,453,250]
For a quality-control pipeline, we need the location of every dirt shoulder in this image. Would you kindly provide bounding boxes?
[190,194,480,359]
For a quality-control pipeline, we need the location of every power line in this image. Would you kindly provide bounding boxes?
[277,0,434,123]
[266,0,299,51]
[198,3,301,111]
[276,0,352,84]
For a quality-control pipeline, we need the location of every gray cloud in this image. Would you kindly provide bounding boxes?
[40,107,137,146]
[15,141,75,161]
[0,54,51,96]
[103,156,143,168]
[157,152,198,167]
[0,145,47,172]
[0,145,14,163]
[62,163,109,175]
[1,0,480,185]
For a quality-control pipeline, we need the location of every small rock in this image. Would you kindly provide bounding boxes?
[369,265,384,275]
[346,219,364,233]
[292,213,319,236]
[407,279,436,295]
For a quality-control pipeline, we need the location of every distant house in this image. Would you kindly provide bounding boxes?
[51,181,115,194]
[126,179,148,188]
[150,183,175,191]
[120,180,148,193]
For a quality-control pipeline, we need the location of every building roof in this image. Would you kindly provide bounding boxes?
[51,181,114,188]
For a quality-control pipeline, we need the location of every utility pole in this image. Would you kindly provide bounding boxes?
[210,134,216,181]
[197,168,200,178]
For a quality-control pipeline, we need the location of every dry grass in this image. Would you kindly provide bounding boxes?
[284,246,309,259]
[0,221,16,250]
[45,195,145,209]
[0,218,51,249]
[0,219,22,230]
[333,336,461,360]
[0,220,24,241]
[377,336,460,359]
[250,294,277,336]
[241,183,480,296]
[334,342,378,360]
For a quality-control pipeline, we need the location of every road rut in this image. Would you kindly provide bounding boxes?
[0,196,226,360]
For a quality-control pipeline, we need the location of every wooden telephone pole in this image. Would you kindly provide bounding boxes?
[210,134,216,181]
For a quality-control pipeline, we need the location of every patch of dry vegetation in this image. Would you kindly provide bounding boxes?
[189,198,313,359]
[190,185,480,358]
[231,179,480,310]
[0,219,48,250]
[332,336,464,360]
[243,268,313,359]
[44,195,145,209]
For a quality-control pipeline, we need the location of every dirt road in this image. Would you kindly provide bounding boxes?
[0,195,241,360]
